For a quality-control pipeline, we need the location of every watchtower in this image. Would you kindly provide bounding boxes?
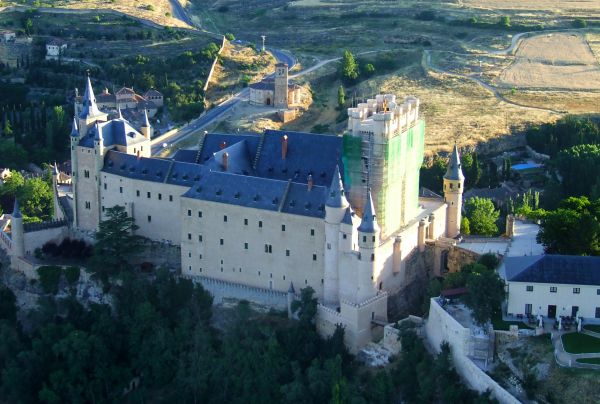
[274,63,288,109]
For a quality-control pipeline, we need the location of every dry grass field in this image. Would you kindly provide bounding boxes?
[459,0,600,13]
[498,33,600,90]
[3,0,191,28]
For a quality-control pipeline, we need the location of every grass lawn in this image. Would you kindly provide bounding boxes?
[491,311,524,331]
[562,332,600,354]
[576,358,600,365]
[583,324,600,333]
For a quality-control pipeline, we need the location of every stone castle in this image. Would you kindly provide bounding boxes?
[4,76,465,352]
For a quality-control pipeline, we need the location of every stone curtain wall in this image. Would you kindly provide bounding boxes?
[203,36,228,92]
[446,245,480,273]
[425,298,519,404]
[183,274,288,310]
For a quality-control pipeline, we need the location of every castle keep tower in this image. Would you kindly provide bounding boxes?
[10,199,24,258]
[344,95,424,237]
[273,62,289,109]
[443,144,464,238]
[356,189,380,303]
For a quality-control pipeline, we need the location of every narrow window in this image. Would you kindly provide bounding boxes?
[147,191,151,198]
[573,288,580,294]
[550,287,557,293]
[363,235,367,243]
[310,229,315,236]
[147,215,151,222]
[136,190,140,197]
[158,193,162,200]
[220,239,224,245]
[188,233,192,240]
[188,209,191,216]
[244,218,248,225]
[281,224,286,231]
[371,253,375,261]
[526,285,533,292]
[343,234,347,239]
[244,242,248,249]
[259,221,263,228]
[313,254,317,261]
[198,211,203,218]
[224,215,228,222]
[199,235,203,242]
[119,186,123,194]
[169,195,173,202]
[286,249,290,256]
[103,183,107,190]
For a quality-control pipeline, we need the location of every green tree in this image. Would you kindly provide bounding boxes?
[291,286,318,326]
[19,177,53,221]
[464,197,499,236]
[537,196,600,255]
[340,50,359,83]
[225,33,235,41]
[556,144,600,200]
[337,85,345,109]
[2,119,13,137]
[464,268,506,326]
[89,205,143,283]
[0,286,17,323]
[498,16,511,28]
[363,63,375,77]
[461,216,471,235]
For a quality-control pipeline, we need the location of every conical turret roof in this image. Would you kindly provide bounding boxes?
[12,199,22,219]
[444,143,464,181]
[143,109,150,128]
[79,75,103,119]
[70,116,79,137]
[326,165,348,208]
[358,189,379,233]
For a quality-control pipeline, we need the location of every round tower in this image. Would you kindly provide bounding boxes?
[356,189,380,302]
[11,199,24,258]
[140,109,152,140]
[324,165,349,305]
[70,116,79,227]
[444,144,465,238]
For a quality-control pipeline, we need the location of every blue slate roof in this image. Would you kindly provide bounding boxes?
[79,119,146,148]
[103,150,172,183]
[255,129,343,186]
[102,130,343,218]
[506,255,600,286]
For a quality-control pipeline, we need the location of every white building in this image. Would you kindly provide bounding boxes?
[45,39,67,60]
[0,30,16,42]
[505,255,600,320]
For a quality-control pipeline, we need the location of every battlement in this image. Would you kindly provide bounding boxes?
[24,219,68,233]
[347,94,420,139]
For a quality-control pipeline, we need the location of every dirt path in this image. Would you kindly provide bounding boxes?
[422,49,564,114]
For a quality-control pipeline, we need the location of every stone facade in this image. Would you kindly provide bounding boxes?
[1,77,467,353]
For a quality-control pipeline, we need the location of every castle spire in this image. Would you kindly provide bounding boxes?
[358,189,379,233]
[12,198,22,218]
[326,165,349,208]
[444,143,464,181]
[52,162,59,176]
[79,74,102,119]
[70,116,79,137]
[117,105,123,120]
[143,109,150,128]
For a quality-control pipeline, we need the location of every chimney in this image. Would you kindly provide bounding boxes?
[220,141,227,150]
[222,152,229,171]
[281,135,288,160]
[307,174,313,191]
[137,150,141,160]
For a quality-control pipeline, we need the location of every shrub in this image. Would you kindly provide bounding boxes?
[225,33,235,41]
[64,266,80,285]
[37,266,62,294]
[572,18,587,28]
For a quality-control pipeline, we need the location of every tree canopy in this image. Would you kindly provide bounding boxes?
[88,205,143,283]
[340,50,359,83]
[537,196,600,256]
[464,197,499,236]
